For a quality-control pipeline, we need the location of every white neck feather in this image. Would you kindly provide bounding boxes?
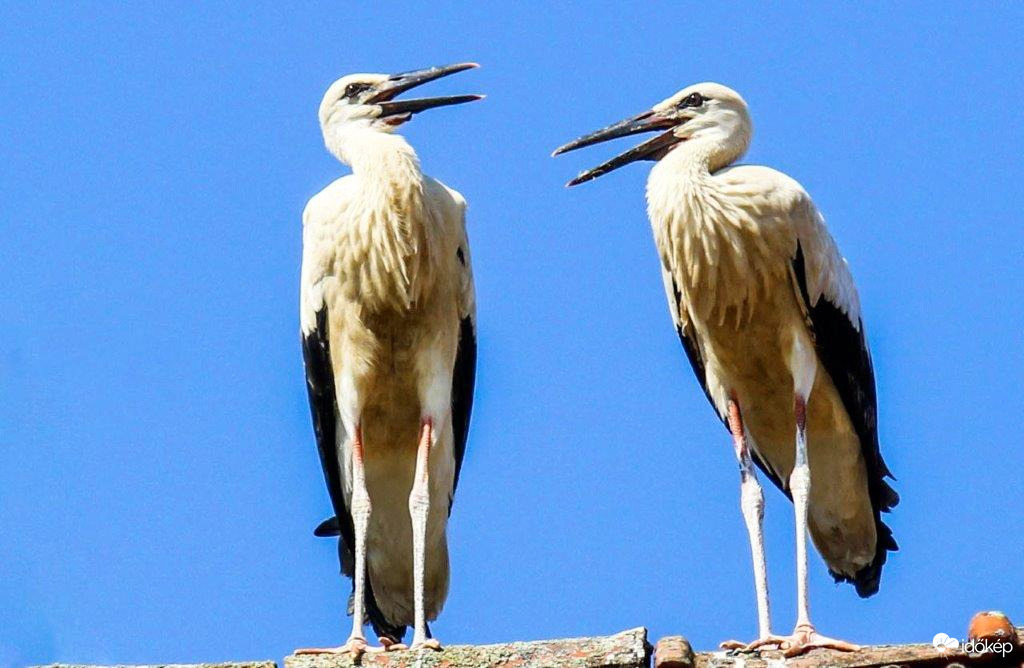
[646,135,731,219]
[332,129,422,183]
[328,127,437,311]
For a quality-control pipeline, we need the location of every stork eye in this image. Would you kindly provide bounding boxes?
[680,92,705,108]
[344,83,372,99]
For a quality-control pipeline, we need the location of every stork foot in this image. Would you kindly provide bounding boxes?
[720,638,761,651]
[380,637,408,652]
[411,637,442,651]
[294,636,378,658]
[724,625,859,657]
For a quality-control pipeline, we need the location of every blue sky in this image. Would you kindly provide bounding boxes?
[2,3,1023,666]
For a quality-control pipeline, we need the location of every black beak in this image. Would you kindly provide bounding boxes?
[369,62,483,118]
[552,109,683,186]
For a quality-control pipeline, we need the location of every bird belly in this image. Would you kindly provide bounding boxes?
[697,291,877,573]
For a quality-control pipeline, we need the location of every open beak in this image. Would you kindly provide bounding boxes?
[369,62,483,120]
[552,109,683,186]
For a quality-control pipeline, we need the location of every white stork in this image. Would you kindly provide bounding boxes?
[553,83,898,656]
[298,63,481,656]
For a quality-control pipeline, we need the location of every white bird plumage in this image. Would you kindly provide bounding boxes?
[298,64,480,656]
[555,82,897,657]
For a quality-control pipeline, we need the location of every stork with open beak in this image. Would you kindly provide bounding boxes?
[553,83,898,656]
[298,63,481,656]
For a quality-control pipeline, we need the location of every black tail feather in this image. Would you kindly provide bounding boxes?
[314,516,340,537]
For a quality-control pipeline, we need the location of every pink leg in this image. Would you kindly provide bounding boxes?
[720,397,773,649]
[409,418,441,650]
[295,426,379,657]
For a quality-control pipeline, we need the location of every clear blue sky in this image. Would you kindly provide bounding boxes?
[2,3,1023,666]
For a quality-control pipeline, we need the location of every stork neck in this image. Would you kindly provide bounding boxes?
[330,128,436,312]
[340,130,424,194]
[663,135,740,178]
[647,139,713,209]
[648,136,745,211]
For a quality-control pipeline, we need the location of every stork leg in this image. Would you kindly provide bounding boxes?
[739,395,860,657]
[295,426,379,657]
[792,395,814,631]
[347,425,373,655]
[720,397,773,650]
[409,417,441,651]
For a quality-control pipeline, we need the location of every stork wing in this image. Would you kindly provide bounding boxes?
[791,243,883,478]
[661,266,791,496]
[301,306,355,574]
[662,267,721,420]
[448,190,477,511]
[790,208,899,596]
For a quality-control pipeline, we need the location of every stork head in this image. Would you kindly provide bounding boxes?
[319,63,482,158]
[552,82,752,186]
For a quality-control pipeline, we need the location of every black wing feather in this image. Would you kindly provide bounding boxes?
[792,242,899,597]
[449,315,476,511]
[302,306,406,642]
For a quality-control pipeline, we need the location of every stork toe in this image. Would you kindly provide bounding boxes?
[294,635,378,657]
[720,638,761,650]
[779,626,860,658]
[721,635,788,652]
